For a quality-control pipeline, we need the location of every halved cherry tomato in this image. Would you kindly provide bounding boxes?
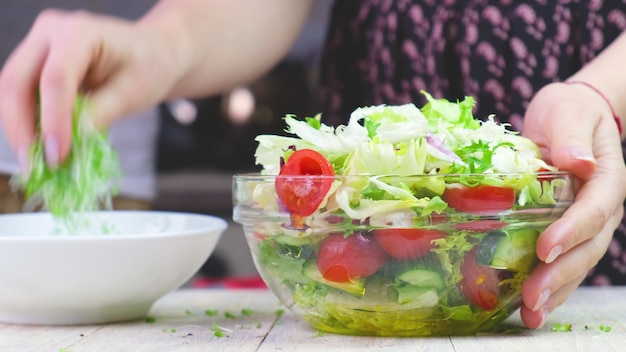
[317,233,387,282]
[374,228,446,260]
[459,247,500,310]
[275,149,334,217]
[443,185,515,215]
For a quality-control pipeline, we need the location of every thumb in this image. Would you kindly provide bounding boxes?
[546,116,597,180]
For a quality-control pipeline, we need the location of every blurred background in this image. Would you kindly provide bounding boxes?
[152,0,335,283]
[0,0,335,285]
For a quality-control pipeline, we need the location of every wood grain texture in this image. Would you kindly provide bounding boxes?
[0,287,623,352]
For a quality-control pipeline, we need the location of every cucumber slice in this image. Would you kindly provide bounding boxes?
[396,269,445,292]
[322,277,440,312]
[477,229,540,272]
[394,268,445,304]
[274,234,313,246]
[395,286,440,305]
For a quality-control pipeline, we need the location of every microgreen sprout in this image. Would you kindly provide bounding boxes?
[211,322,232,337]
[551,323,572,332]
[15,94,121,235]
[315,330,328,337]
[224,311,236,319]
[204,309,218,316]
[145,316,156,323]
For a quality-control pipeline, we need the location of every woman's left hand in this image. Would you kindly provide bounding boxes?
[520,81,626,328]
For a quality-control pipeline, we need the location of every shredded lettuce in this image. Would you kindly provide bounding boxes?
[255,93,551,181]
[420,91,480,130]
[253,91,559,222]
[14,94,121,234]
[518,178,567,206]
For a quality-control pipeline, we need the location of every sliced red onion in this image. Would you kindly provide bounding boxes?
[426,132,462,162]
[355,232,374,249]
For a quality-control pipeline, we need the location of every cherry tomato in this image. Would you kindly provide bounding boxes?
[252,231,267,241]
[374,228,446,260]
[317,233,387,283]
[275,149,334,217]
[459,247,500,310]
[443,185,515,215]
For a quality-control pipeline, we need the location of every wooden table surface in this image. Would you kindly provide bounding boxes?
[1,286,624,352]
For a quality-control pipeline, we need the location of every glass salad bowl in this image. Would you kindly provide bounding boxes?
[233,172,574,336]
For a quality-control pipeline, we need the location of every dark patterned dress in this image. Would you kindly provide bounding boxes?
[317,0,626,285]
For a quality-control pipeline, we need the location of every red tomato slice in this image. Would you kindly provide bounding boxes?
[374,228,446,260]
[443,185,515,215]
[317,233,387,282]
[275,149,334,217]
[459,247,500,310]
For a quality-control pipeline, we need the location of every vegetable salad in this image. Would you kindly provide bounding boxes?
[234,92,573,336]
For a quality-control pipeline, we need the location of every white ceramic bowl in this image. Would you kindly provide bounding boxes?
[0,211,227,325]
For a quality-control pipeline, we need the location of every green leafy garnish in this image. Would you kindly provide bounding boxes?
[241,308,253,316]
[224,311,236,319]
[210,322,231,337]
[15,94,121,234]
[453,140,514,174]
[145,316,156,323]
[551,322,572,332]
[204,309,218,316]
[587,324,613,333]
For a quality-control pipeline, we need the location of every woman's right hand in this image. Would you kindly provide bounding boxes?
[0,9,183,168]
[0,0,314,169]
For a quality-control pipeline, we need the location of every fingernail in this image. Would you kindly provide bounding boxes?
[45,136,59,168]
[533,288,551,311]
[545,244,563,264]
[569,149,596,163]
[537,307,551,329]
[18,147,30,175]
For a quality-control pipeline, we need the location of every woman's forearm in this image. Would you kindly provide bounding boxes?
[568,31,626,137]
[137,0,314,99]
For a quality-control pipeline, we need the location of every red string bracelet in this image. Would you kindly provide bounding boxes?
[565,80,623,135]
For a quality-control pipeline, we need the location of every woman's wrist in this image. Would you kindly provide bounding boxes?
[135,1,196,99]
[563,80,623,136]
[566,32,626,138]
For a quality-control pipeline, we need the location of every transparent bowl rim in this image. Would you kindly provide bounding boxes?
[233,170,573,179]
